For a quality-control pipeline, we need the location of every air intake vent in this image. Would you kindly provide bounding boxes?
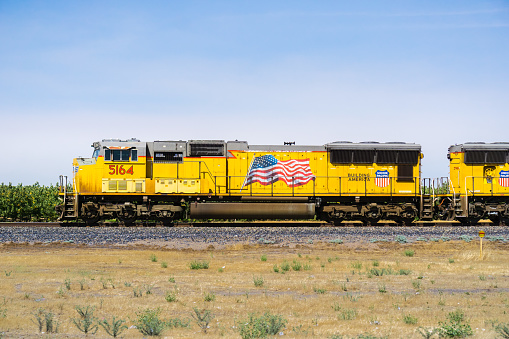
[154,152,183,163]
[189,143,225,157]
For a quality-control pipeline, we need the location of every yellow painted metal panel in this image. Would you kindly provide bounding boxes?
[177,179,201,193]
[102,179,145,193]
[155,178,178,193]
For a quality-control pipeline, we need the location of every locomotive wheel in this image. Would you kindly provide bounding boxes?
[402,218,415,226]
[366,218,380,226]
[83,216,100,226]
[466,217,481,226]
[117,209,137,226]
[488,216,501,226]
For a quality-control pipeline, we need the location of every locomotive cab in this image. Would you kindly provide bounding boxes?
[448,142,509,224]
[73,138,147,195]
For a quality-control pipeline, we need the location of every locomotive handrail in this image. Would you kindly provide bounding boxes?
[463,176,505,196]
[181,161,216,183]
[217,175,419,197]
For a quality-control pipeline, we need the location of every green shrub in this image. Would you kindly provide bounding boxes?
[204,292,216,302]
[191,308,214,333]
[404,249,415,257]
[351,261,362,270]
[161,261,168,268]
[133,287,143,297]
[260,254,267,262]
[494,322,509,338]
[134,308,167,336]
[329,238,343,244]
[189,260,209,270]
[99,316,128,338]
[399,269,411,275]
[369,238,390,243]
[403,314,418,325]
[79,278,87,290]
[150,254,158,262]
[370,268,384,276]
[238,312,287,339]
[339,308,357,320]
[32,308,58,333]
[292,260,302,271]
[416,327,438,339]
[437,309,473,337]
[395,235,408,243]
[459,235,474,243]
[280,261,290,272]
[313,287,326,294]
[167,317,191,329]
[72,305,98,334]
[165,290,178,302]
[253,276,264,287]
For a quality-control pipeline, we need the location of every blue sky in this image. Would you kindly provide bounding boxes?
[1,1,508,184]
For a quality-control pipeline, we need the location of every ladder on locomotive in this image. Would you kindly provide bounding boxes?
[59,175,78,220]
[420,178,433,220]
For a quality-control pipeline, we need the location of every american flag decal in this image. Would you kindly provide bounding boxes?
[242,155,315,189]
[500,170,509,188]
[375,170,390,188]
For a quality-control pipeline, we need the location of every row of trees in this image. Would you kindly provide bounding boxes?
[0,183,61,222]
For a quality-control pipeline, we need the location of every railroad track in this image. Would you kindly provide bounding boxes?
[0,219,501,228]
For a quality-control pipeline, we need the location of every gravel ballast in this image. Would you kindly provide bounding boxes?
[1,226,508,248]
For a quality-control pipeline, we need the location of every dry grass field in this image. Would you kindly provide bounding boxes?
[1,240,509,338]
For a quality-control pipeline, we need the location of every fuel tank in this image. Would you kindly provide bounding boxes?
[190,202,315,219]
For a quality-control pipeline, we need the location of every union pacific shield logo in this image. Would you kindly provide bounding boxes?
[375,170,390,188]
[500,170,509,188]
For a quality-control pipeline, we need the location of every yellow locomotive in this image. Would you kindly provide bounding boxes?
[438,142,509,225]
[59,139,425,225]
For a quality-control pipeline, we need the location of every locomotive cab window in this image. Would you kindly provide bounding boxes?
[104,149,137,162]
[131,149,138,161]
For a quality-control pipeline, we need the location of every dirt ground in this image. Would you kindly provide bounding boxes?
[1,239,509,338]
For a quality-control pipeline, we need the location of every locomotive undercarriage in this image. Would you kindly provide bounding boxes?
[63,194,509,226]
[65,195,422,226]
[435,196,509,225]
[79,196,183,226]
[320,198,419,226]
